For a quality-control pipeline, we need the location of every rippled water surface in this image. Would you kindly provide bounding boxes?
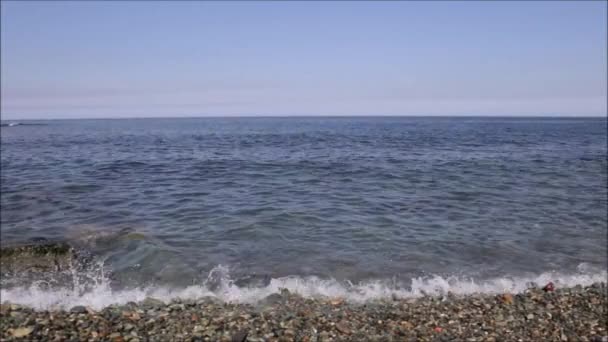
[1,117,606,305]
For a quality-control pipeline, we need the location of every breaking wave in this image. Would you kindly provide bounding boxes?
[1,264,606,310]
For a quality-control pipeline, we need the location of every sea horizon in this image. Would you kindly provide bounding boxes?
[2,114,607,125]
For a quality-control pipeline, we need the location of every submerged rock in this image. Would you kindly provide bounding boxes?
[0,242,76,275]
[0,241,100,290]
[233,274,272,288]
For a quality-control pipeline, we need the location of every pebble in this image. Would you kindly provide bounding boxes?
[70,305,88,314]
[231,329,248,342]
[501,293,514,304]
[9,327,33,338]
[141,297,164,308]
[335,321,351,334]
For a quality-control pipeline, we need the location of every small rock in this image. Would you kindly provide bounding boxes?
[196,296,222,305]
[169,303,185,311]
[543,282,555,292]
[401,321,414,330]
[501,293,514,305]
[330,298,344,306]
[231,330,248,342]
[335,321,351,334]
[141,297,164,308]
[260,293,283,307]
[9,311,24,318]
[10,327,33,338]
[70,305,88,314]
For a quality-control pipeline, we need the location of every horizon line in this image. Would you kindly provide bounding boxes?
[2,113,607,121]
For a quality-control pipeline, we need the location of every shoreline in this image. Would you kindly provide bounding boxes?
[1,283,606,341]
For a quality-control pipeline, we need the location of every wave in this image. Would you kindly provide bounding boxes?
[1,264,605,310]
[0,122,47,127]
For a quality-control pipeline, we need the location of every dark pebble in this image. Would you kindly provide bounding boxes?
[69,305,87,314]
[231,330,248,342]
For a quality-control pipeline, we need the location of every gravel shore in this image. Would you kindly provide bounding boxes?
[1,283,606,341]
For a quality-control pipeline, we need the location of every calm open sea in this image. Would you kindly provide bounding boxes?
[1,117,606,308]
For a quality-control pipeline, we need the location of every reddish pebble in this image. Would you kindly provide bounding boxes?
[543,282,555,292]
[434,327,443,333]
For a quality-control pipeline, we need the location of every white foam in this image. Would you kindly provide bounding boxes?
[1,264,606,310]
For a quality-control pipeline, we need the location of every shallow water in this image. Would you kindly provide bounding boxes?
[1,117,606,308]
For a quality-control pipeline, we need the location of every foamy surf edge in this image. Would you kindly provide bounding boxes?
[2,265,606,310]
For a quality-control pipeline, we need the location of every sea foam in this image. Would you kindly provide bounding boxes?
[1,264,606,310]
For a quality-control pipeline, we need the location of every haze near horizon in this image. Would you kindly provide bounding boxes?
[1,1,606,120]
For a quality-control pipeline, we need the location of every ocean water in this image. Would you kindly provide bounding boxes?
[1,117,606,309]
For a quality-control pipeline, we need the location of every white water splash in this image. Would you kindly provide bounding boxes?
[1,264,606,310]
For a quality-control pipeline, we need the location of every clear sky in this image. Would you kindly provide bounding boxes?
[1,1,606,119]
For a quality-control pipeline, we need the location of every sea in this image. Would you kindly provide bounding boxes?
[1,116,606,309]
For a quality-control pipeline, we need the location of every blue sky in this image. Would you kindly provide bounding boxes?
[1,1,606,119]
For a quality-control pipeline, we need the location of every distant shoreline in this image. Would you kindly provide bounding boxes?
[2,115,607,122]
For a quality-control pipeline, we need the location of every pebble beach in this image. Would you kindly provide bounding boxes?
[1,283,606,342]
